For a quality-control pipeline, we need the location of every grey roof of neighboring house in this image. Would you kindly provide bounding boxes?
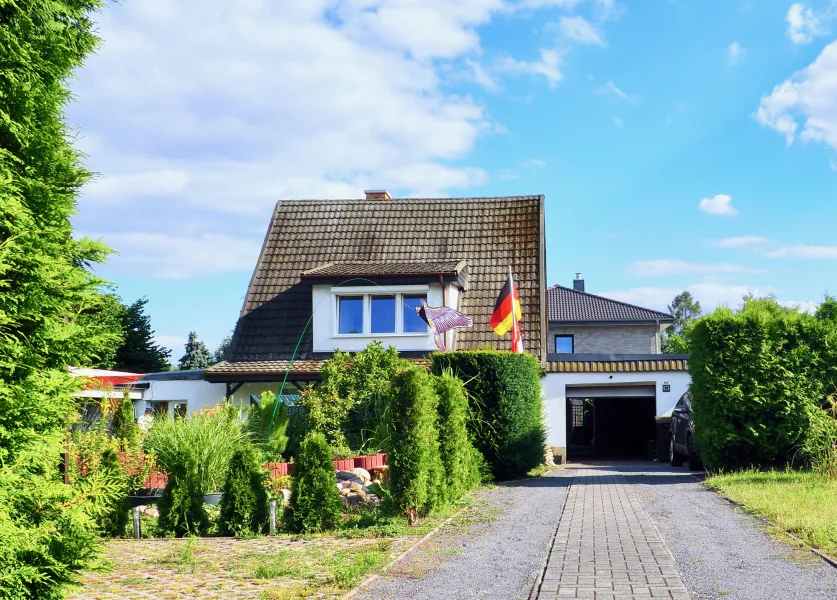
[206,195,546,376]
[140,370,206,381]
[546,285,674,324]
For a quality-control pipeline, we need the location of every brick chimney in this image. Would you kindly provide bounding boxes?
[364,190,391,200]
[573,273,585,293]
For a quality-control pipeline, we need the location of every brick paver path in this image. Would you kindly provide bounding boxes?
[534,467,690,600]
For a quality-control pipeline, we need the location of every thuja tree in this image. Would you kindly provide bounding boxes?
[219,442,269,537]
[0,1,127,597]
[286,433,342,533]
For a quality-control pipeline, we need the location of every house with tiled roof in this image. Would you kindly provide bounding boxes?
[205,190,546,397]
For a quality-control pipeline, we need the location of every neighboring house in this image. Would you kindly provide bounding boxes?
[547,275,673,355]
[204,191,547,399]
[542,276,688,459]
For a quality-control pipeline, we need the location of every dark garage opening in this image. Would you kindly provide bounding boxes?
[567,394,657,459]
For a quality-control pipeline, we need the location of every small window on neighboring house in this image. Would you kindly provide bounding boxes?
[174,402,187,419]
[555,335,574,354]
[371,296,396,333]
[402,295,429,333]
[338,296,364,334]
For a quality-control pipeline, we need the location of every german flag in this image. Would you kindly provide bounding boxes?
[489,271,522,336]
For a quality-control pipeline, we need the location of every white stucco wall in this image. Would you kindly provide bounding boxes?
[541,371,691,449]
[312,282,459,353]
[136,379,230,418]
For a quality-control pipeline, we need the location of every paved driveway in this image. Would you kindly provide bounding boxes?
[361,462,837,600]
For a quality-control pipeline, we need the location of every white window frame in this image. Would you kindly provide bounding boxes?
[333,285,430,338]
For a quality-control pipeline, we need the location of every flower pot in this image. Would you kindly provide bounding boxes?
[354,455,376,470]
[203,492,223,506]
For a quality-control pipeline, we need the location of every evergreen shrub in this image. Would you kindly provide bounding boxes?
[156,449,209,537]
[98,449,130,537]
[431,351,545,480]
[689,297,837,470]
[219,443,269,537]
[386,367,444,524]
[286,433,342,533]
[111,391,139,448]
[434,371,483,503]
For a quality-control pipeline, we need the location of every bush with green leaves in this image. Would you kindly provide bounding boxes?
[431,351,545,480]
[286,433,343,533]
[386,367,444,524]
[219,443,269,537]
[434,371,484,503]
[144,403,246,494]
[156,448,209,537]
[689,296,837,470]
[247,391,289,462]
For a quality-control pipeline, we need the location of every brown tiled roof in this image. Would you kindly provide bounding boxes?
[207,357,431,376]
[545,357,688,373]
[547,285,674,323]
[301,260,465,279]
[206,195,546,377]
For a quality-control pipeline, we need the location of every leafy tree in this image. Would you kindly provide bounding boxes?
[0,0,128,594]
[178,331,212,371]
[286,433,342,533]
[213,333,233,363]
[816,295,837,323]
[76,291,127,369]
[663,291,702,353]
[113,298,171,373]
[219,442,269,537]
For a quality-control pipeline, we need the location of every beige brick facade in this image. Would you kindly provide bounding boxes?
[549,324,662,354]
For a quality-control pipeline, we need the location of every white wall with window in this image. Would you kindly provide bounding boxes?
[312,283,449,352]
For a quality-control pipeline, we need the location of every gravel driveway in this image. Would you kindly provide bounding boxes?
[355,472,570,600]
[628,462,837,600]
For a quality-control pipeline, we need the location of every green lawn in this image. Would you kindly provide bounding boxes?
[705,470,837,558]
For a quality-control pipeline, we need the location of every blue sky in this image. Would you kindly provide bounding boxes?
[68,0,837,359]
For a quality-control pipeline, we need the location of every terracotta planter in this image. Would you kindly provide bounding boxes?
[265,462,294,477]
[333,458,355,471]
[354,455,376,470]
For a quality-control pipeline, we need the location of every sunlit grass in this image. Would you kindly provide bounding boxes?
[705,469,837,557]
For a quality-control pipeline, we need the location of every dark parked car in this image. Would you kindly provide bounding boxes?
[669,391,703,471]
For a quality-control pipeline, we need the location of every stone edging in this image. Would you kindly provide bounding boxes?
[527,475,572,600]
[704,479,837,570]
[342,499,476,599]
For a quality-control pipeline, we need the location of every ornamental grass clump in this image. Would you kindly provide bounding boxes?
[434,371,484,504]
[286,433,342,533]
[219,442,269,537]
[386,367,444,525]
[144,403,246,494]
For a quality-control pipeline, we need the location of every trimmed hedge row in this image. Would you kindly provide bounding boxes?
[431,351,545,480]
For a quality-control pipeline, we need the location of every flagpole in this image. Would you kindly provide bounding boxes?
[508,265,517,352]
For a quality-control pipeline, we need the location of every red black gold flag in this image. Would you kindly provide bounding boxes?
[490,268,523,353]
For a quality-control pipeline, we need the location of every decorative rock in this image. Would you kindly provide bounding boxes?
[365,494,381,506]
[336,470,357,481]
[340,488,351,496]
[279,488,292,507]
[352,467,371,482]
[142,507,159,518]
[342,493,364,506]
[349,482,364,493]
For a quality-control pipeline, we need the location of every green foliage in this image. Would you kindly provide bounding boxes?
[431,351,545,480]
[662,291,702,353]
[213,333,233,364]
[75,291,127,369]
[300,343,409,452]
[178,331,212,371]
[688,297,837,469]
[433,371,483,504]
[286,433,342,533]
[144,403,247,494]
[156,449,209,537]
[111,391,140,449]
[386,367,444,522]
[219,442,269,536]
[113,297,171,373]
[248,391,290,462]
[98,449,129,537]
[816,295,837,324]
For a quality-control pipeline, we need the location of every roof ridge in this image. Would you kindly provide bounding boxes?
[274,195,543,205]
[549,284,674,320]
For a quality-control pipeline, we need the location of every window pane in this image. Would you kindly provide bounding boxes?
[402,295,428,333]
[371,296,396,333]
[555,336,573,354]
[338,296,364,334]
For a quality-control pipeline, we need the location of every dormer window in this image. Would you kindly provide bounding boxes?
[336,292,428,336]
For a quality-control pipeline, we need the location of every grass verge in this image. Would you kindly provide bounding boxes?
[705,469,837,558]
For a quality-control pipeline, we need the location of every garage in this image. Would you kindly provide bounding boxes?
[566,384,657,459]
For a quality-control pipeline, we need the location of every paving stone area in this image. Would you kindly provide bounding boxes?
[535,467,690,600]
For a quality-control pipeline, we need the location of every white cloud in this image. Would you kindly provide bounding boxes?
[628,260,759,277]
[612,117,624,127]
[712,236,769,249]
[556,15,605,46]
[830,158,837,170]
[499,49,563,88]
[768,245,837,259]
[600,283,778,313]
[786,3,824,44]
[726,42,746,66]
[756,40,837,152]
[598,80,634,102]
[85,169,189,199]
[698,193,737,216]
[465,58,500,92]
[522,158,547,167]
